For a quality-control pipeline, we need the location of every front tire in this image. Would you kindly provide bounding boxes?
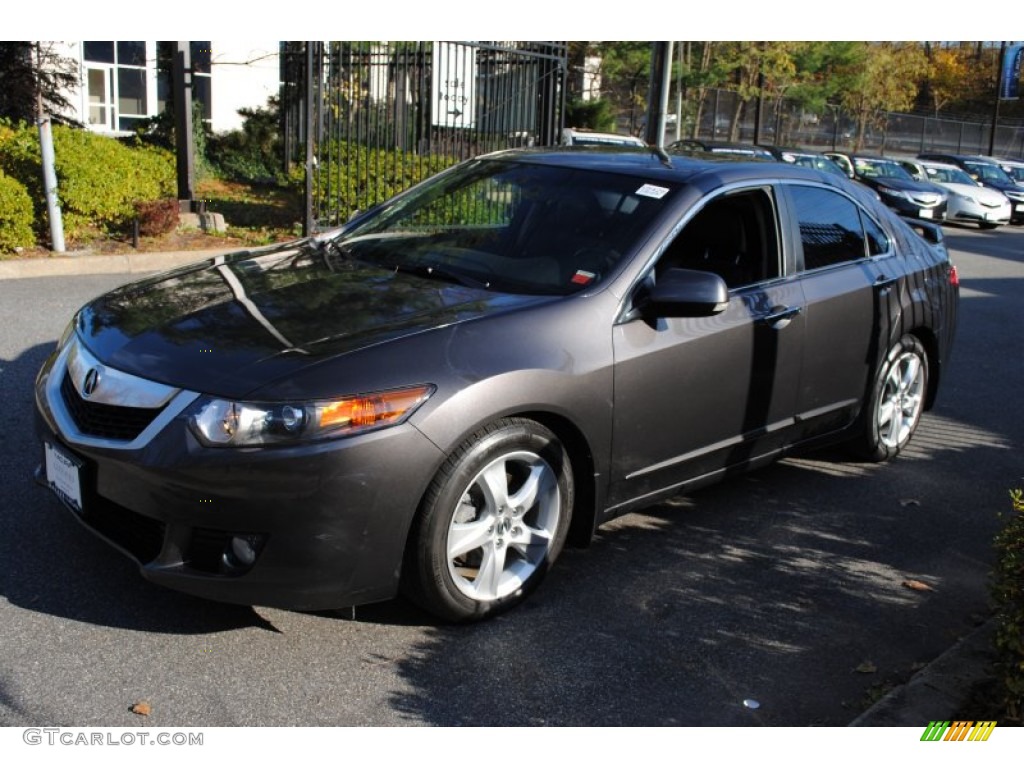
[856,334,928,462]
[402,418,573,622]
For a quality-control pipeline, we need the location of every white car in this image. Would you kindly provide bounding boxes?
[916,160,1011,229]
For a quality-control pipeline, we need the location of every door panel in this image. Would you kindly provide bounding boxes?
[609,279,804,507]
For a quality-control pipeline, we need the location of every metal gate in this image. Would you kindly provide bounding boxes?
[281,41,568,233]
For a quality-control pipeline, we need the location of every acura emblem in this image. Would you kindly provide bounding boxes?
[82,368,101,398]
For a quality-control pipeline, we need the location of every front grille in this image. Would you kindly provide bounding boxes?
[60,371,163,441]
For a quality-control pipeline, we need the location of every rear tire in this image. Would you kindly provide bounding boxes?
[402,418,573,622]
[854,334,928,462]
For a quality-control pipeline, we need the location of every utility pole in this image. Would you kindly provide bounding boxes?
[36,43,65,252]
[988,41,1006,156]
[645,41,673,147]
[172,42,195,212]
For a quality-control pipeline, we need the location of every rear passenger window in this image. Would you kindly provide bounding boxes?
[861,211,890,256]
[790,186,872,270]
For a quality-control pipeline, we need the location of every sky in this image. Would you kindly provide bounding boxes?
[5,1,1009,43]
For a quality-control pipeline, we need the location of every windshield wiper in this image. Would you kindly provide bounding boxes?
[393,262,492,290]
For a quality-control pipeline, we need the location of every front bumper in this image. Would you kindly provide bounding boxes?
[879,194,946,221]
[34,340,444,611]
[947,198,1012,226]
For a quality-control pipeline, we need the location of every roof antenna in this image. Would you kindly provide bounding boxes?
[652,145,673,169]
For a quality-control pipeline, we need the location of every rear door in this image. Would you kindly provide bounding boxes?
[778,183,896,442]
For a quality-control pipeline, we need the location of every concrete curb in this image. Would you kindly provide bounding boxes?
[849,619,997,726]
[0,248,234,280]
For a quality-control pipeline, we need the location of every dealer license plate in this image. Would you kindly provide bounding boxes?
[45,441,83,513]
[919,209,933,219]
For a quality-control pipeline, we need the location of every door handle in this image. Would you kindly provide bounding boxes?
[760,305,802,327]
[874,274,898,289]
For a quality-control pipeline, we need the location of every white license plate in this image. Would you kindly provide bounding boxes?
[45,442,83,513]
[919,209,933,219]
[1016,203,1024,212]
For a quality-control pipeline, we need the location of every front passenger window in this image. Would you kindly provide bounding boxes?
[657,188,780,289]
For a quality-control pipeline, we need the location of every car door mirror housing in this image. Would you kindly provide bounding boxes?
[640,268,730,318]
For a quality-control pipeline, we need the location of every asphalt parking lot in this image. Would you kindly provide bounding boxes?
[1,224,1021,727]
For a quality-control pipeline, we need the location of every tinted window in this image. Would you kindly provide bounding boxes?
[790,186,869,270]
[861,212,889,256]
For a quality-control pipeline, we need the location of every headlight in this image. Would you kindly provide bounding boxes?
[56,316,77,352]
[877,186,908,201]
[190,385,434,447]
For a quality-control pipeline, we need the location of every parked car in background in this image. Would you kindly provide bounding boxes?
[759,146,849,179]
[826,152,948,222]
[917,153,1024,223]
[900,159,1011,229]
[992,157,1024,187]
[667,139,775,160]
[562,128,646,148]
[35,147,958,623]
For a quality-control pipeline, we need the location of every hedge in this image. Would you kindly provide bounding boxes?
[993,489,1024,721]
[0,171,34,252]
[0,122,176,244]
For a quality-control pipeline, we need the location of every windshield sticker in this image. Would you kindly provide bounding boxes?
[571,270,596,286]
[636,184,669,199]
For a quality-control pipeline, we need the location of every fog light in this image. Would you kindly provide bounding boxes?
[222,534,264,570]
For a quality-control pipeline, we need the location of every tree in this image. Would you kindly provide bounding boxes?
[0,42,80,124]
[838,42,928,150]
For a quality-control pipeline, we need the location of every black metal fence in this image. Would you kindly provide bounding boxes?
[281,41,567,233]
[667,86,1024,159]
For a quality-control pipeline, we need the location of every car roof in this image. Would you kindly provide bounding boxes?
[481,146,837,187]
[916,159,961,171]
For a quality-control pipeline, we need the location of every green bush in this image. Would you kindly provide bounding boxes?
[308,140,457,223]
[0,122,175,243]
[992,488,1024,721]
[0,171,35,252]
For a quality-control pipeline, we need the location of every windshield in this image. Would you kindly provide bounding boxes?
[854,158,913,181]
[925,165,977,186]
[1002,164,1024,183]
[788,154,847,178]
[964,161,1014,184]
[334,159,679,295]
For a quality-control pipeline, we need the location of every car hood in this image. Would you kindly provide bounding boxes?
[76,240,551,399]
[865,176,943,196]
[940,182,1009,204]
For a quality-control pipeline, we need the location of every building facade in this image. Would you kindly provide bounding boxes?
[54,41,280,135]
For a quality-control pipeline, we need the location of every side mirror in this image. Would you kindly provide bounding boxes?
[639,268,730,318]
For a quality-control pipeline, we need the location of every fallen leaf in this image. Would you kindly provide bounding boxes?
[130,700,151,717]
[899,499,920,507]
[855,661,877,674]
[903,579,935,592]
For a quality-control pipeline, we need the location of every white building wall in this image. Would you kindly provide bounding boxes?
[210,42,280,134]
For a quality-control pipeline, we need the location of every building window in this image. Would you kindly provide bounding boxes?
[156,41,212,129]
[83,40,151,132]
